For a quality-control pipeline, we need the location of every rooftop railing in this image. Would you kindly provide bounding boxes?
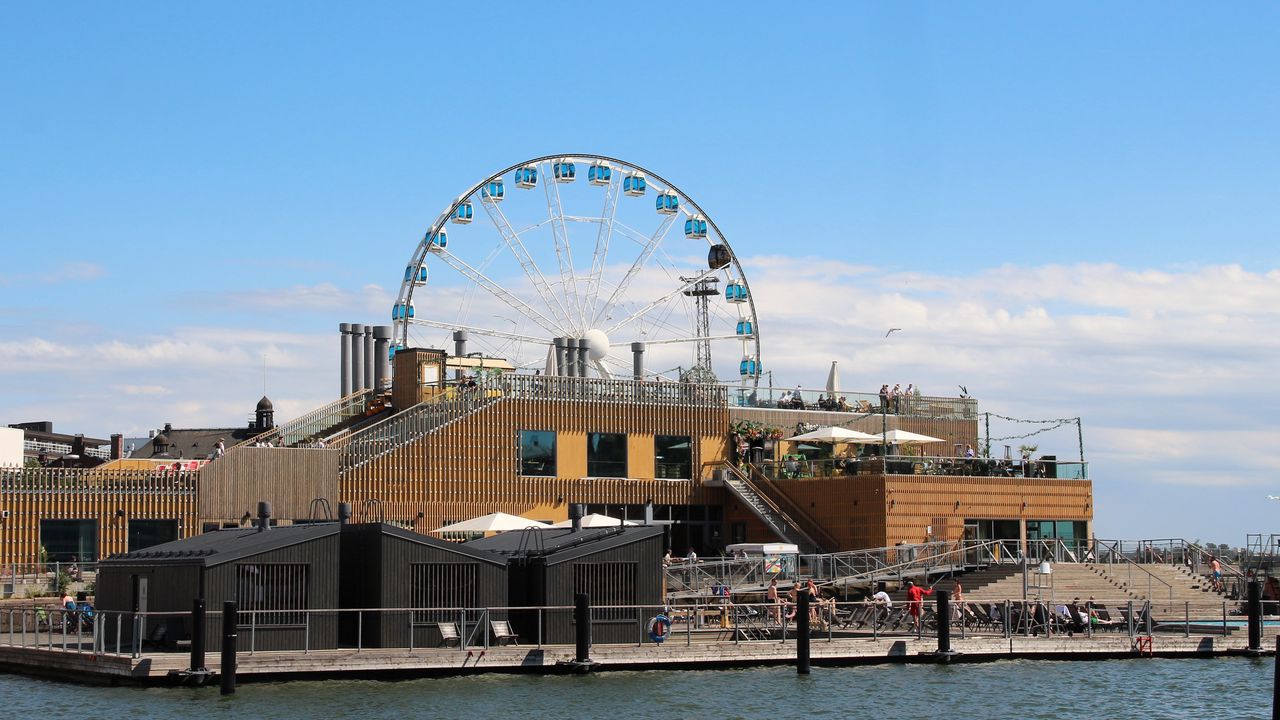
[22,439,110,460]
[232,388,375,450]
[0,466,198,494]
[501,374,728,406]
[753,456,1088,480]
[724,385,977,420]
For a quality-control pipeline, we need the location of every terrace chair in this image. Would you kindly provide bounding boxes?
[490,619,519,646]
[437,622,461,648]
[968,603,995,630]
[1090,606,1122,632]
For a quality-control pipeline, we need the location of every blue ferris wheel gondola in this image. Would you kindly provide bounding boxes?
[623,172,647,196]
[425,229,448,253]
[685,215,707,239]
[656,192,679,215]
[553,159,576,182]
[736,320,754,336]
[404,265,428,285]
[725,282,749,303]
[514,165,538,189]
[482,180,505,201]
[740,356,761,378]
[452,202,473,224]
[588,162,612,186]
[392,301,415,321]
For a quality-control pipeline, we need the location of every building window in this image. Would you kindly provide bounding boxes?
[654,435,692,479]
[127,519,179,552]
[573,561,636,620]
[587,432,627,477]
[411,563,478,624]
[39,519,98,562]
[236,563,307,626]
[519,430,556,476]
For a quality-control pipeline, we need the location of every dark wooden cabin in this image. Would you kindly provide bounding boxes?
[466,524,664,645]
[96,523,341,652]
[339,523,507,648]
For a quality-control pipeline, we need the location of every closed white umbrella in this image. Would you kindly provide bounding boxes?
[434,512,550,533]
[825,361,840,396]
[550,513,637,528]
[785,426,881,443]
[544,344,556,376]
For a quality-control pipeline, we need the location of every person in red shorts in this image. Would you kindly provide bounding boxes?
[904,580,933,632]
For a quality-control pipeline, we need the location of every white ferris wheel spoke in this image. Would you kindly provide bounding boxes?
[603,268,719,335]
[542,165,580,332]
[406,317,546,344]
[590,211,680,330]
[478,192,575,332]
[583,172,621,331]
[620,334,743,346]
[432,247,562,335]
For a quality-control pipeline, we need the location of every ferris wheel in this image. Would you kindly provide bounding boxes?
[391,154,762,385]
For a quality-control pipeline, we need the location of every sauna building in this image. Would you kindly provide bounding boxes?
[0,331,1092,566]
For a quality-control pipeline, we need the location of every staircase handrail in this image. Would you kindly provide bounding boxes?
[338,393,502,472]
[1090,538,1175,603]
[720,463,823,553]
[743,463,841,552]
[230,388,374,450]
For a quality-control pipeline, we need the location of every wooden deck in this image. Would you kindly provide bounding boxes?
[0,630,1269,684]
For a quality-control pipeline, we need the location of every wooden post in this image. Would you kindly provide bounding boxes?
[190,598,206,672]
[936,590,953,659]
[1249,580,1263,652]
[574,593,591,665]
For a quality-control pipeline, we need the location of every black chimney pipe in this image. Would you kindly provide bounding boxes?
[257,501,272,532]
[337,502,352,525]
[569,503,585,533]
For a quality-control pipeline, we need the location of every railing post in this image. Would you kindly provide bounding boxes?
[357,610,363,652]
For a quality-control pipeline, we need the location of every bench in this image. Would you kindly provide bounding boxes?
[490,620,518,646]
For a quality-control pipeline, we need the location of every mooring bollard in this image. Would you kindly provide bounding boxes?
[220,601,237,696]
[190,598,206,672]
[796,591,810,675]
[936,590,954,660]
[1249,580,1263,653]
[574,593,591,665]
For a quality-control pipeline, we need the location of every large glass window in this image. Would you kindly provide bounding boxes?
[519,430,556,476]
[40,519,97,562]
[587,432,627,477]
[128,519,179,552]
[654,435,692,479]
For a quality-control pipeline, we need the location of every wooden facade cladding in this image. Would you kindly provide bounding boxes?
[198,447,339,522]
[769,473,1092,551]
[340,396,731,531]
[0,468,199,565]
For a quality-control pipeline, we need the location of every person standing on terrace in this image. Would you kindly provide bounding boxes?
[891,384,901,413]
[879,384,890,412]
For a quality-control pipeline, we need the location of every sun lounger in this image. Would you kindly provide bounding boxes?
[490,619,519,646]
[437,622,461,647]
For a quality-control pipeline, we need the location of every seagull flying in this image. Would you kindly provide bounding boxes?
[1267,495,1280,501]
[885,328,901,337]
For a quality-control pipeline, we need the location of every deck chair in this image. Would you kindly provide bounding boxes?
[437,622,461,648]
[1091,605,1121,631]
[490,619,519,646]
[969,603,995,630]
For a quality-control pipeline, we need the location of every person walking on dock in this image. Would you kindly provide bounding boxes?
[905,580,933,632]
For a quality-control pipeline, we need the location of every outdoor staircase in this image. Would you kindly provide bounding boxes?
[338,394,502,474]
[719,464,825,555]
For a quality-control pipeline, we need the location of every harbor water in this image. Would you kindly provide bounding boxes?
[0,656,1272,720]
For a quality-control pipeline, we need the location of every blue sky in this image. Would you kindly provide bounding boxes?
[2,3,1278,543]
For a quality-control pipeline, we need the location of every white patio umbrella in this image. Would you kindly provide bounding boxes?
[785,426,881,443]
[434,512,550,533]
[825,361,840,396]
[873,429,946,445]
[550,513,638,528]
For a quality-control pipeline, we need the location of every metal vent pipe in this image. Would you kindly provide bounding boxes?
[372,326,391,391]
[339,323,352,397]
[350,323,365,392]
[363,326,375,391]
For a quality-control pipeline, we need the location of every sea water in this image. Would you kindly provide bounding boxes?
[0,657,1269,719]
